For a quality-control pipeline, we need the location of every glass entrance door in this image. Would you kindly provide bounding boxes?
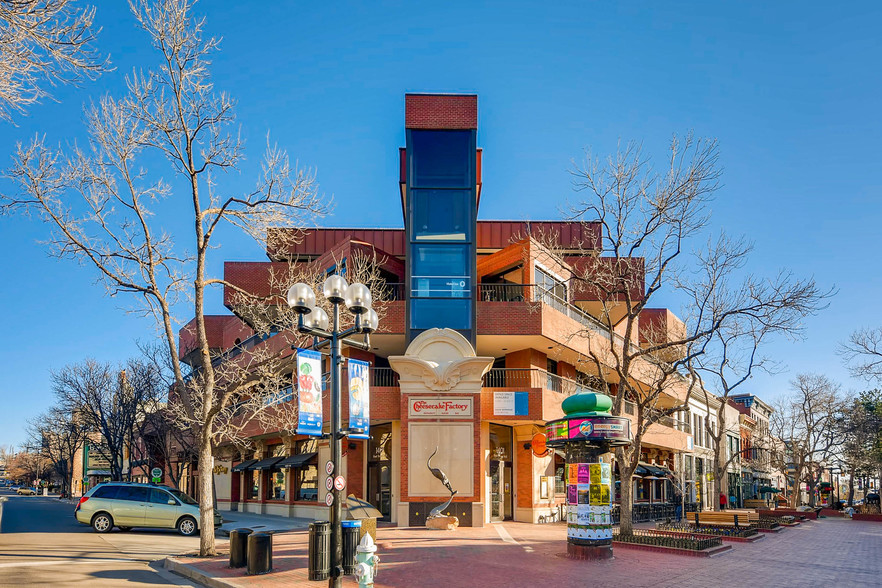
[367,462,391,520]
[490,460,503,521]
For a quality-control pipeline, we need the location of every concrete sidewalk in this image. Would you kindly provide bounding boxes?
[165,517,882,588]
[216,510,313,536]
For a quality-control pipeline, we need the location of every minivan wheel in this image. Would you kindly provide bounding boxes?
[91,513,113,533]
[177,516,197,536]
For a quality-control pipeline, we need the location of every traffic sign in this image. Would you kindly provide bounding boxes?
[151,467,162,478]
[325,492,334,506]
[152,477,162,484]
[334,475,346,492]
[326,461,334,476]
[326,476,334,491]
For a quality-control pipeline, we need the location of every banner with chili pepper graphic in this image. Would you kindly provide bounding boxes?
[347,358,370,439]
[296,348,323,436]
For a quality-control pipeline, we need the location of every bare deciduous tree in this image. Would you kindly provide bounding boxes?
[840,327,882,382]
[51,358,157,482]
[28,406,88,496]
[770,374,844,508]
[0,0,341,556]
[533,135,828,534]
[0,0,106,120]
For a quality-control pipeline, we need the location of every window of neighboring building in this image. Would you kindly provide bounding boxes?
[535,267,567,303]
[265,443,286,501]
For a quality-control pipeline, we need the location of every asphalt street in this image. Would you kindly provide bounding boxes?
[0,489,197,586]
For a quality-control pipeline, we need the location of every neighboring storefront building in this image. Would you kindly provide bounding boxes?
[183,94,694,526]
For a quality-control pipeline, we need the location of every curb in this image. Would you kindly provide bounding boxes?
[164,557,235,588]
[612,541,733,558]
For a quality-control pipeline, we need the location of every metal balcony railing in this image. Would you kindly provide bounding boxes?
[481,368,598,397]
[370,367,400,387]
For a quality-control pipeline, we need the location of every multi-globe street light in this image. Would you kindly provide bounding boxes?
[287,275,378,588]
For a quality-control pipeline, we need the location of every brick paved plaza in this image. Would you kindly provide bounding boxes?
[168,518,882,587]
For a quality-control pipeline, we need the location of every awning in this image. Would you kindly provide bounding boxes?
[634,464,650,478]
[251,456,285,470]
[86,469,111,476]
[276,453,318,469]
[638,463,669,478]
[231,459,257,472]
[759,486,779,493]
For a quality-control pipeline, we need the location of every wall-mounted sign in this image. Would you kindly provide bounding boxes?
[493,392,529,416]
[408,397,473,418]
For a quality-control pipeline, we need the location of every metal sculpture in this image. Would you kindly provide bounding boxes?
[426,446,457,520]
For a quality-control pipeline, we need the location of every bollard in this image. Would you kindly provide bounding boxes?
[341,520,362,575]
[229,528,252,568]
[308,521,331,581]
[246,532,272,575]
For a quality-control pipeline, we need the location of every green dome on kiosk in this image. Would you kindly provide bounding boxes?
[561,392,613,417]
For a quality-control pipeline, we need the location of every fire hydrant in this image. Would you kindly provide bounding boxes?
[354,533,379,587]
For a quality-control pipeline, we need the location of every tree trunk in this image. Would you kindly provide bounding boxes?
[198,440,216,556]
[619,469,634,535]
[847,470,855,507]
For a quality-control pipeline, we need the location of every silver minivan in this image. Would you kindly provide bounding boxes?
[74,482,221,535]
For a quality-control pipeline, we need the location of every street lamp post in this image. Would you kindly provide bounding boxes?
[287,276,378,588]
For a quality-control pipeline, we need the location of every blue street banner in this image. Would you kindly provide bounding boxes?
[347,359,370,439]
[296,349,323,436]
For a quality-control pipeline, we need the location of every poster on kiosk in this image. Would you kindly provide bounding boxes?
[348,358,370,439]
[295,348,323,436]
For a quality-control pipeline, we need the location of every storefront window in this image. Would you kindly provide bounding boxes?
[554,453,566,495]
[250,470,259,499]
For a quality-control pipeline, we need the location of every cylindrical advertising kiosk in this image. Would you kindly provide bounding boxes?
[545,391,632,560]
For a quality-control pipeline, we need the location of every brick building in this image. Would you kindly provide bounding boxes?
[182,94,694,526]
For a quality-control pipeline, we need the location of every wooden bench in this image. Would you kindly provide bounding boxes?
[691,511,753,528]
[727,509,761,524]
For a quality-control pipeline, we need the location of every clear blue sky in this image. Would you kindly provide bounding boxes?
[1,1,880,446]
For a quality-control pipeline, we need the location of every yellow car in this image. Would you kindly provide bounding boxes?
[74,482,222,535]
[16,487,36,495]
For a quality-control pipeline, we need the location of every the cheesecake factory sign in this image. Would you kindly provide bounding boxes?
[408,397,473,418]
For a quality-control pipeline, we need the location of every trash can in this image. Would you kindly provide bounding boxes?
[229,528,252,568]
[308,521,331,581]
[341,520,362,575]
[246,532,272,575]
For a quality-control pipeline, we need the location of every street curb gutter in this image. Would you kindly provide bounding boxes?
[164,557,235,588]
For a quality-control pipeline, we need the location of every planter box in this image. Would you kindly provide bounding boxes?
[759,509,817,520]
[612,541,732,558]
[853,513,882,522]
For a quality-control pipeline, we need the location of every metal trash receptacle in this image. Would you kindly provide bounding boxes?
[341,520,362,575]
[308,521,331,580]
[229,528,252,568]
[246,532,272,575]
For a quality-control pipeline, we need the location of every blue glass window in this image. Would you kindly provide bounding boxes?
[411,298,471,330]
[410,130,472,188]
[412,244,469,276]
[411,189,471,241]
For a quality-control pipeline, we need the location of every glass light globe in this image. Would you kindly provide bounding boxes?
[286,283,316,314]
[322,274,349,303]
[304,307,329,331]
[361,308,379,333]
[344,283,372,315]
